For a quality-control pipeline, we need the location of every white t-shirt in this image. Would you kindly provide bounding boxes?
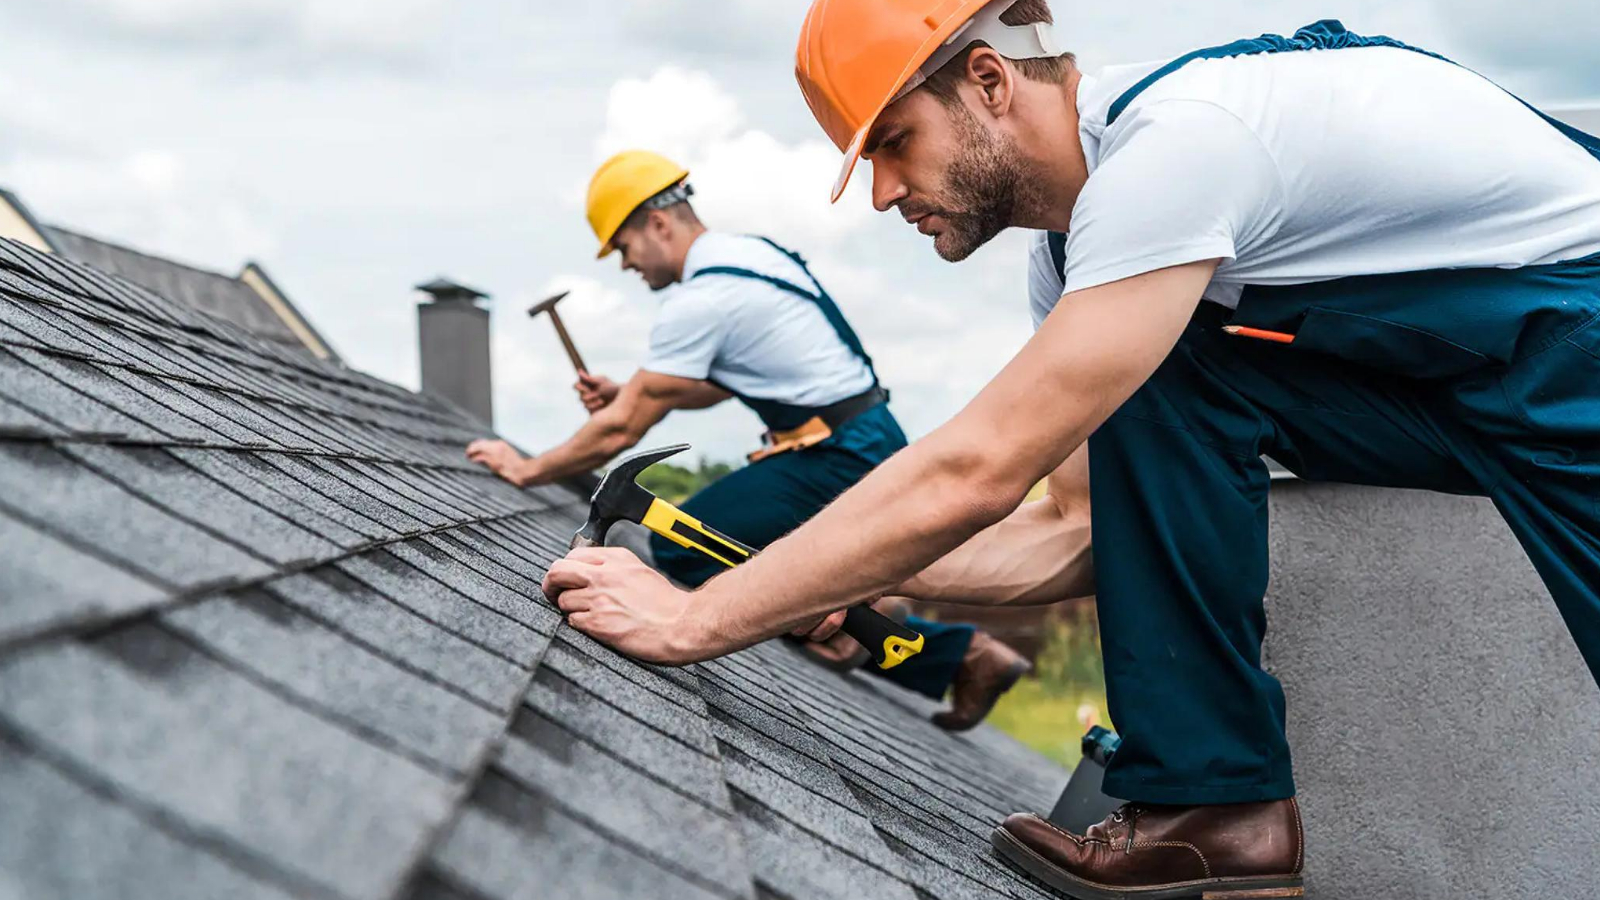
[645,232,876,406]
[1030,44,1600,324]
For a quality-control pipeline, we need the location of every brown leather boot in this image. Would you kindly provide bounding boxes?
[992,800,1305,899]
[930,630,1031,732]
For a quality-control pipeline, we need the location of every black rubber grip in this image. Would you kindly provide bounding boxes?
[840,605,924,669]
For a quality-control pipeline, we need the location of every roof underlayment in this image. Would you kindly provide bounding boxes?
[0,235,1069,900]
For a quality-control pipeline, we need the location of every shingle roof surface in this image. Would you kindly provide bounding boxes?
[0,235,1068,900]
[41,225,337,361]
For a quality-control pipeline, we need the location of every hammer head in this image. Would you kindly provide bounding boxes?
[570,443,690,549]
[527,291,570,319]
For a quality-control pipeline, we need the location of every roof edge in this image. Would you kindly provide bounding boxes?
[0,188,62,254]
[239,261,342,364]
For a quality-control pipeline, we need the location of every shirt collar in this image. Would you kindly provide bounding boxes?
[680,230,718,281]
[1074,72,1103,173]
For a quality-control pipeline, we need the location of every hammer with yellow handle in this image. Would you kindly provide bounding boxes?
[568,443,925,670]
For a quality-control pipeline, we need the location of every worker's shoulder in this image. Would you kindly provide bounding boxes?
[684,232,809,288]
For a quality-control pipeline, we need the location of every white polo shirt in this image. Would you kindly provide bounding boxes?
[644,232,876,406]
[1030,44,1600,326]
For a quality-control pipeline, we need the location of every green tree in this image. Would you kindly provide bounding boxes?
[636,456,736,504]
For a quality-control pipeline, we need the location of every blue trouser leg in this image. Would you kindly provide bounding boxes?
[1450,321,1600,680]
[650,407,976,696]
[1090,305,1487,805]
[1094,301,1600,804]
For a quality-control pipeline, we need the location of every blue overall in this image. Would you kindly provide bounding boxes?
[650,237,975,699]
[1066,21,1600,805]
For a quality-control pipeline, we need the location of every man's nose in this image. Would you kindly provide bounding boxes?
[872,162,909,213]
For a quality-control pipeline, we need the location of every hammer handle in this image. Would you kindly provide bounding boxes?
[547,310,588,374]
[640,497,924,670]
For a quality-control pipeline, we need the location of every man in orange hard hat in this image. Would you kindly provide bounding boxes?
[468,150,1030,731]
[541,2,1600,896]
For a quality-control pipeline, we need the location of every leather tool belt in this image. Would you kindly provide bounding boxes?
[748,385,888,463]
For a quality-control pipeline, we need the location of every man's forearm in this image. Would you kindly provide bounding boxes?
[520,417,634,485]
[680,262,1213,659]
[898,495,1094,607]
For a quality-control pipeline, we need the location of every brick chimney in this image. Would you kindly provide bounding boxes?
[416,277,493,427]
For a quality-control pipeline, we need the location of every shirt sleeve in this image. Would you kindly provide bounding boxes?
[1027,230,1067,331]
[1062,99,1284,296]
[642,283,730,381]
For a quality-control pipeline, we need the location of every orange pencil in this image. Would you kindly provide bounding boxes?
[1222,324,1296,344]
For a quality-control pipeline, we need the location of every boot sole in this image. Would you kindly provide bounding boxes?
[991,826,1304,900]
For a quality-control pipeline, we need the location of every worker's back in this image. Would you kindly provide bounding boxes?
[1063,43,1600,308]
[645,231,875,408]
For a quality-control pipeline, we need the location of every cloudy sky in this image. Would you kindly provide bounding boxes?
[2,1,1596,460]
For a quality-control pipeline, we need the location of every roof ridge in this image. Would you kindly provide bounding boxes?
[43,222,242,283]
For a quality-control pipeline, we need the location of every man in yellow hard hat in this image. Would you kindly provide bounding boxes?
[539,0,1600,895]
[467,149,1030,731]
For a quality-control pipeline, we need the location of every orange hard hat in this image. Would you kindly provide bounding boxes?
[796,0,1062,202]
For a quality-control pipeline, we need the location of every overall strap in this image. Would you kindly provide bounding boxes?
[1047,231,1068,282]
[1107,21,1447,127]
[691,236,880,383]
[1106,19,1600,165]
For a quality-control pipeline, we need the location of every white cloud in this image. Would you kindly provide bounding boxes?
[593,66,875,250]
[0,148,279,271]
[35,0,453,60]
[619,0,802,59]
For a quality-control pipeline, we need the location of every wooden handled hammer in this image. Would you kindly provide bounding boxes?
[528,291,588,374]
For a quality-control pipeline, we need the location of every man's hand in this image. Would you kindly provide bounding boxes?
[575,371,621,412]
[466,439,534,486]
[543,547,720,665]
[791,609,849,643]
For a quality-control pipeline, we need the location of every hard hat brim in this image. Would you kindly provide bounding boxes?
[811,0,1011,204]
[831,125,870,204]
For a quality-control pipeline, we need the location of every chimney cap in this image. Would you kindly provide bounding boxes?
[416,277,489,304]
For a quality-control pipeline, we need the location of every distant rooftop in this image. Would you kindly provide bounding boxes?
[0,188,339,364]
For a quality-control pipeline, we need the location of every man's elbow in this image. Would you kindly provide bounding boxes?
[596,422,645,459]
[927,442,1034,533]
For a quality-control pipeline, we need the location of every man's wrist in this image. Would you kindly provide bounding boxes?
[512,455,545,488]
[676,580,741,662]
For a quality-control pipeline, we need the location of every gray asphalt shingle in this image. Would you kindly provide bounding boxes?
[0,735,301,900]
[336,552,548,666]
[0,235,1068,900]
[493,717,752,892]
[162,592,505,775]
[432,781,736,900]
[0,509,166,645]
[0,442,271,591]
[64,444,340,566]
[0,634,456,900]
[0,347,158,440]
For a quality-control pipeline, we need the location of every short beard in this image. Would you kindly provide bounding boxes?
[928,102,1039,262]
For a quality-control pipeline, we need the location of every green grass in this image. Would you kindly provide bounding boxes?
[986,602,1111,769]
[988,679,1107,768]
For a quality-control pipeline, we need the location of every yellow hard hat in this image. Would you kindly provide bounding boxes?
[586,150,691,259]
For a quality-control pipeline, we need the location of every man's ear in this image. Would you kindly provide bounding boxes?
[965,47,1014,118]
[647,208,675,241]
